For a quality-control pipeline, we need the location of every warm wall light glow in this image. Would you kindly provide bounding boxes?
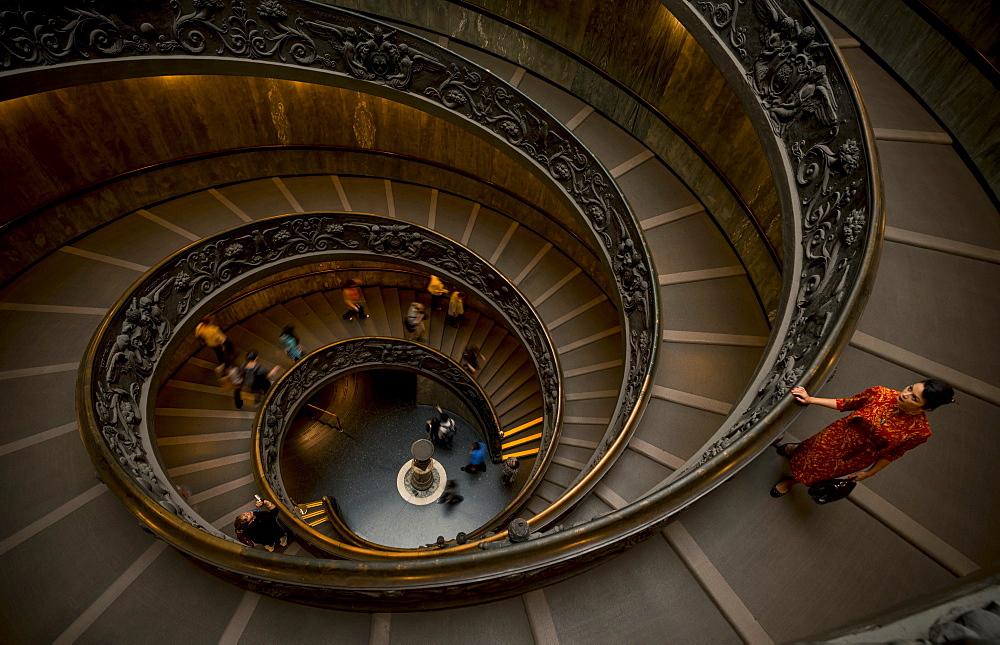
[651,4,685,36]
[152,74,311,89]
[155,74,190,85]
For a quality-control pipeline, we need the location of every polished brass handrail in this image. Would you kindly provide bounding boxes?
[39,0,657,537]
[60,0,881,608]
[252,337,512,553]
[79,207,565,514]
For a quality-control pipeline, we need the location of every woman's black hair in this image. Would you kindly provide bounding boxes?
[234,513,253,532]
[281,325,298,342]
[920,379,955,410]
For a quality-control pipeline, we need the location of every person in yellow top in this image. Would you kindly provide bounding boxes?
[447,291,465,328]
[427,275,448,310]
[195,316,234,365]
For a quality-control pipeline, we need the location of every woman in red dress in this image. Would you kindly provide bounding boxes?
[770,379,954,497]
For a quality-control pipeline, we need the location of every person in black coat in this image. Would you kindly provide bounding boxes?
[234,498,288,552]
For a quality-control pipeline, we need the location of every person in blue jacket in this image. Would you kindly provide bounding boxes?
[278,326,304,361]
[462,441,488,473]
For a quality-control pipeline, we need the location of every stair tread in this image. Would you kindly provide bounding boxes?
[302,292,346,340]
[283,297,335,349]
[381,287,404,338]
[226,322,290,369]
[477,333,518,384]
[262,302,325,354]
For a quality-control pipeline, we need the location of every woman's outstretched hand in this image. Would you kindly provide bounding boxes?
[791,386,811,405]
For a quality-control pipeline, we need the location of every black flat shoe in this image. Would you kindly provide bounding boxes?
[775,443,800,458]
[769,476,795,498]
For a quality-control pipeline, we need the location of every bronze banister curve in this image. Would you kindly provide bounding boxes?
[55,0,882,607]
[320,496,378,549]
[79,210,564,551]
[661,0,882,476]
[254,337,509,552]
[32,0,659,536]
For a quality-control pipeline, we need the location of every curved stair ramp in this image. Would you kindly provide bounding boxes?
[3,0,994,642]
[62,0,877,602]
[155,268,552,546]
[141,177,630,525]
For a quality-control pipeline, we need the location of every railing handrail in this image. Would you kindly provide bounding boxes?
[254,336,514,554]
[57,0,881,607]
[79,208,568,553]
[37,0,658,537]
[662,0,883,477]
[305,404,343,432]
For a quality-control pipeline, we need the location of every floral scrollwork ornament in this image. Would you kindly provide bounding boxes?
[0,2,149,68]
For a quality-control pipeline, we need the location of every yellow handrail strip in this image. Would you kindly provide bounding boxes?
[501,432,541,450]
[307,516,329,526]
[503,448,539,459]
[301,501,324,508]
[501,417,543,438]
[301,509,326,520]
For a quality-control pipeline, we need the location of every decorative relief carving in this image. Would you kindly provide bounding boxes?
[172,217,359,315]
[95,275,204,528]
[156,0,334,67]
[612,237,652,320]
[105,287,173,382]
[697,0,748,58]
[694,1,875,467]
[0,2,149,67]
[12,0,655,516]
[87,213,557,531]
[747,0,836,136]
[306,21,444,89]
[258,338,504,508]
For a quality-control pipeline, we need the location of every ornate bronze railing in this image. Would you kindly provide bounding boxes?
[31,0,659,532]
[56,0,882,607]
[253,337,508,550]
[663,0,882,477]
[79,211,563,545]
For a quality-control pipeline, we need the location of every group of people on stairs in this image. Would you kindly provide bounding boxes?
[194,276,489,412]
[406,276,467,342]
[195,316,283,409]
[192,276,512,553]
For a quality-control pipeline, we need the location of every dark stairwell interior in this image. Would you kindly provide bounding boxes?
[0,1,997,643]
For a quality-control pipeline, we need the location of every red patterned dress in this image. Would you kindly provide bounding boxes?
[790,386,931,486]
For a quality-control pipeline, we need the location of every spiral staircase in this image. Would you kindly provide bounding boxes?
[1,1,998,643]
